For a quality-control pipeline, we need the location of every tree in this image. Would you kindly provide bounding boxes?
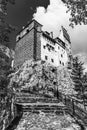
[71,56,84,95]
[61,0,87,27]
[81,73,87,99]
[0,0,15,93]
[0,49,11,90]
[0,1,15,129]
[57,66,75,96]
[0,0,15,46]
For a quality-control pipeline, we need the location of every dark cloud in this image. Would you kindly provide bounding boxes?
[6,0,49,48]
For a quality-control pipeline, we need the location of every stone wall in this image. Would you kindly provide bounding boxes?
[14,20,42,69]
[14,29,34,69]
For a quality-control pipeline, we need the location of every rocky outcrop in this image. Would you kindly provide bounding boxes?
[9,59,76,96]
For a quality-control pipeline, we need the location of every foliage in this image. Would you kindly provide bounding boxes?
[71,56,84,94]
[9,60,75,96]
[0,48,13,130]
[0,52,11,90]
[0,0,15,46]
[62,0,87,27]
[0,1,15,129]
[0,0,15,94]
[57,66,75,95]
[81,73,87,99]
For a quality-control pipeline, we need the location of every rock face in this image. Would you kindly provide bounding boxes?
[9,60,75,96]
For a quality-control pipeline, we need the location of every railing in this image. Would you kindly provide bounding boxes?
[58,92,87,125]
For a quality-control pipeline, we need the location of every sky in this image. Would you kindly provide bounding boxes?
[6,0,87,57]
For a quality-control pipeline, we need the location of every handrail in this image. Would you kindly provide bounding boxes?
[58,92,87,125]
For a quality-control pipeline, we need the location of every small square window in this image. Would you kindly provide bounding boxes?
[62,62,64,66]
[45,56,48,60]
[58,46,60,49]
[51,59,54,63]
[48,47,50,51]
[61,54,63,57]
[26,29,29,33]
[43,45,45,49]
[52,47,54,51]
[18,37,21,40]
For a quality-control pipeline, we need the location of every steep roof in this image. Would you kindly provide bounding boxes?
[62,26,71,44]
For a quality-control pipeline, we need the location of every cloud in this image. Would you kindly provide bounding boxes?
[33,0,70,37]
[33,0,87,56]
[69,25,87,54]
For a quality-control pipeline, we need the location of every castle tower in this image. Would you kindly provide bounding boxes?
[13,20,70,70]
[14,19,42,69]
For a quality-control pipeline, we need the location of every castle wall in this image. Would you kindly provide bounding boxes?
[14,28,34,69]
[41,34,68,67]
[14,20,42,69]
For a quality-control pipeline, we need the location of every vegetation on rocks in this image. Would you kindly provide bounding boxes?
[9,60,76,96]
[62,0,87,27]
[0,46,14,130]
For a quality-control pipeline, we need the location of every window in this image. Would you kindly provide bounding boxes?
[62,62,64,66]
[61,54,63,57]
[58,46,60,49]
[51,59,54,63]
[60,61,61,64]
[45,56,48,60]
[52,47,54,51]
[26,29,29,33]
[46,43,54,51]
[18,37,21,40]
[48,47,50,51]
[43,45,46,49]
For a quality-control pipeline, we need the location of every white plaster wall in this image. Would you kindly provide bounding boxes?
[41,36,59,66]
[59,30,65,43]
[41,35,68,67]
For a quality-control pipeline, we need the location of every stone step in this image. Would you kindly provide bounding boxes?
[15,93,56,99]
[22,104,65,107]
[21,103,68,114]
[22,109,67,114]
[16,100,59,104]
[22,107,65,110]
[16,97,58,100]
[16,95,57,99]
[16,92,54,97]
[15,97,59,104]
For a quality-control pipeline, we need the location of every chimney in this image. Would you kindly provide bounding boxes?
[50,32,53,38]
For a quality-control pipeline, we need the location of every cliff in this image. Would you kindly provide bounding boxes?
[9,59,76,96]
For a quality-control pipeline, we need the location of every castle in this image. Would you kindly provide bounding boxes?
[14,19,72,69]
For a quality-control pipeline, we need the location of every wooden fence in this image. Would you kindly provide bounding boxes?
[58,92,87,125]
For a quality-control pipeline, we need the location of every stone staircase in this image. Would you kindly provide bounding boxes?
[15,94,60,103]
[15,93,68,114]
[22,104,68,114]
